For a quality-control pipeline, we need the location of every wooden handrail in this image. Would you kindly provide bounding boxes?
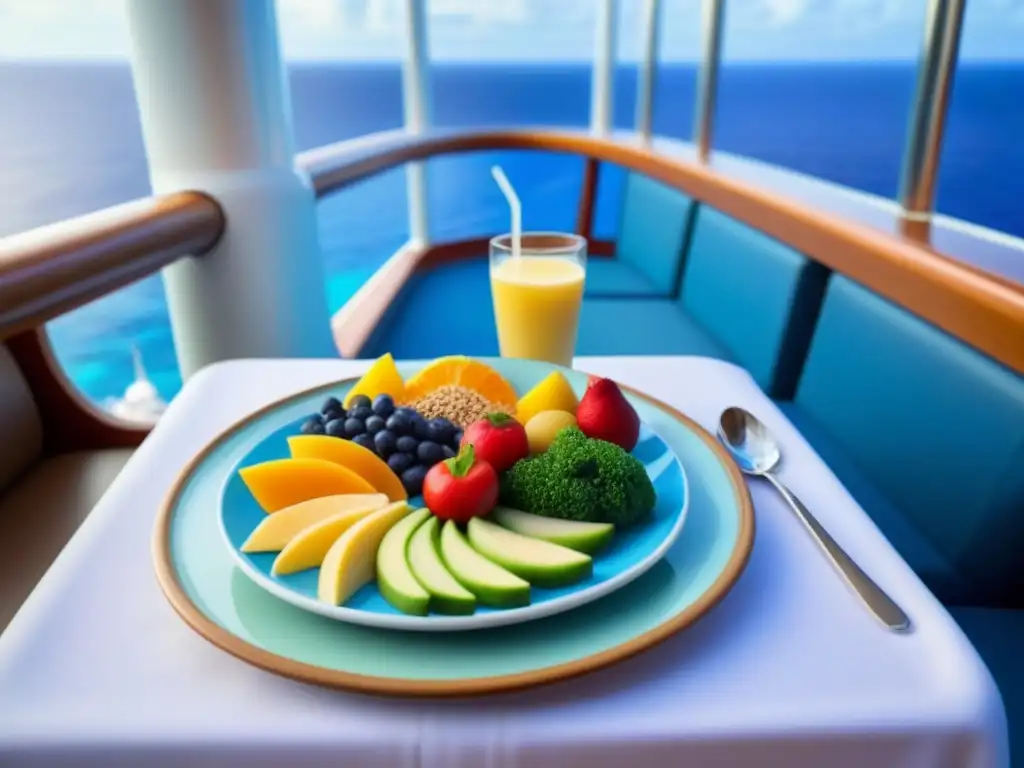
[297,128,1024,373]
[0,192,224,340]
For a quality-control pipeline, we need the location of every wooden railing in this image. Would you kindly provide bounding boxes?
[296,128,1024,374]
[0,127,1021,455]
[0,192,224,340]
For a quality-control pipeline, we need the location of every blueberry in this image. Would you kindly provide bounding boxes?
[344,417,366,437]
[394,407,417,420]
[374,429,397,458]
[348,394,371,410]
[321,396,342,414]
[431,418,455,443]
[417,440,445,467]
[352,433,376,452]
[365,415,386,435]
[413,416,431,439]
[401,465,428,496]
[386,412,412,436]
[372,394,395,419]
[396,435,418,453]
[452,429,464,447]
[300,417,325,435]
[350,405,373,422]
[325,418,347,438]
[442,445,456,460]
[387,451,414,474]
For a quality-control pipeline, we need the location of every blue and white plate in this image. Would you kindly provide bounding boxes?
[220,400,688,632]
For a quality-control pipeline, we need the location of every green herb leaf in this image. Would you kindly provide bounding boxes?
[446,443,476,478]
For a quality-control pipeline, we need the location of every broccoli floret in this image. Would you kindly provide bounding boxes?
[500,427,656,527]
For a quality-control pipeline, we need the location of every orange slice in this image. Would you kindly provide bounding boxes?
[403,356,518,407]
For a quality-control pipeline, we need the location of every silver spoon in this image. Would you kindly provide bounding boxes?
[718,406,911,633]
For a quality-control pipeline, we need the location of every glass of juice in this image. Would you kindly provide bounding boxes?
[489,232,587,368]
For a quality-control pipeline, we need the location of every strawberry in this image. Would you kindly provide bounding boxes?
[575,377,640,452]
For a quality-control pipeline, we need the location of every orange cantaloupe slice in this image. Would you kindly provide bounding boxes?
[238,458,376,513]
[287,435,407,502]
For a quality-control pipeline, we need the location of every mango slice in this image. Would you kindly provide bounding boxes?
[287,435,406,502]
[318,501,414,606]
[241,494,388,553]
[344,353,405,408]
[516,372,579,425]
[271,503,383,575]
[239,458,376,513]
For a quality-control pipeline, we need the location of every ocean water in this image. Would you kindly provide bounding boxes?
[1,61,1021,404]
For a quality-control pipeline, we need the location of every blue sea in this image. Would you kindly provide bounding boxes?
[1,61,1021,404]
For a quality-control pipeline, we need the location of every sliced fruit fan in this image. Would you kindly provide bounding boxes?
[234,355,659,618]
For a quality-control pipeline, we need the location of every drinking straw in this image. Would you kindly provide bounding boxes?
[490,165,521,260]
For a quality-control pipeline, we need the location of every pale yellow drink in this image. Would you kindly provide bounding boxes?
[490,256,586,368]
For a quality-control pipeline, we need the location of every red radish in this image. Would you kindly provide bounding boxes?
[576,377,641,452]
[460,412,529,472]
[423,444,499,523]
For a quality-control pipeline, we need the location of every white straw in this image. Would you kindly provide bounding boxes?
[490,165,521,260]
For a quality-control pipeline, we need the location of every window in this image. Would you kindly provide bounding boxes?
[714,0,927,200]
[936,0,1024,239]
[281,0,411,309]
[1,1,411,413]
[597,0,702,239]
[426,0,596,242]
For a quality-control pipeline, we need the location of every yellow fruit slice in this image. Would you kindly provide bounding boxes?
[318,500,414,606]
[238,458,376,513]
[516,371,579,424]
[271,504,381,575]
[344,353,406,408]
[403,356,518,406]
[287,435,407,502]
[240,493,388,553]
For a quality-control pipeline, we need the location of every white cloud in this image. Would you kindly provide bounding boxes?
[0,0,1019,61]
[763,0,810,27]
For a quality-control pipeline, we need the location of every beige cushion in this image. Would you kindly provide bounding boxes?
[0,448,134,632]
[0,344,43,490]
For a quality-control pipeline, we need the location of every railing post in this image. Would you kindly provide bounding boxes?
[403,0,431,245]
[635,0,662,142]
[898,0,966,219]
[693,0,725,161]
[123,0,333,379]
[591,0,619,135]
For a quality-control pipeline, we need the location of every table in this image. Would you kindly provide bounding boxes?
[0,356,1008,767]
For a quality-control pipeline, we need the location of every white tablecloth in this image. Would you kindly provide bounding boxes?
[0,357,1008,767]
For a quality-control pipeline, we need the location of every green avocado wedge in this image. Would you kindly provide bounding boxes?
[439,520,530,608]
[375,507,432,616]
[467,517,593,588]
[490,506,615,554]
[408,516,476,615]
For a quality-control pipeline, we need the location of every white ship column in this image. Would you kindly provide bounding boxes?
[403,0,432,246]
[124,0,334,380]
[591,0,619,135]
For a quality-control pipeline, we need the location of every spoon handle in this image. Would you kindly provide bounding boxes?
[763,472,911,632]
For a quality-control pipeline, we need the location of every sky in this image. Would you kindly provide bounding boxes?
[0,0,1020,62]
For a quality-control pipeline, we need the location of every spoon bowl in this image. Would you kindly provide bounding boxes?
[718,406,780,475]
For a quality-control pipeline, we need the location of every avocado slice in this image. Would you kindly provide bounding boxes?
[408,516,476,615]
[439,520,530,608]
[490,506,614,554]
[376,507,432,616]
[467,517,592,588]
